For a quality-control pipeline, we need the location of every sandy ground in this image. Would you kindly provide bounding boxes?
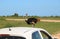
[41,19,60,22]
[6,18,60,22]
[6,19,60,39]
[52,32,60,39]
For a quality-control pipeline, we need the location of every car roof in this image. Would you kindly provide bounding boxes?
[0,27,46,36]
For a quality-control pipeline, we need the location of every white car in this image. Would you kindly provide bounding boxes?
[0,27,55,39]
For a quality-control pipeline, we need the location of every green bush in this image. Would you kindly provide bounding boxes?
[0,17,5,20]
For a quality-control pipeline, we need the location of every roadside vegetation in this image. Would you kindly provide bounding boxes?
[0,13,60,20]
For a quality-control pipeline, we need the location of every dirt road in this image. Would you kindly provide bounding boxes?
[41,19,60,22]
[6,19,60,22]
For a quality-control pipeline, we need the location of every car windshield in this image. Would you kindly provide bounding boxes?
[0,36,25,39]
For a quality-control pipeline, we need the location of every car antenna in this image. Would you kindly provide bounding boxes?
[9,27,11,31]
[8,24,12,31]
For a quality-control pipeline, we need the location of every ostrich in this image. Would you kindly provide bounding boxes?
[25,18,40,27]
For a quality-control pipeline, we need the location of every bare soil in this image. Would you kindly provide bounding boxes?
[41,19,60,22]
[6,18,60,22]
[52,32,60,39]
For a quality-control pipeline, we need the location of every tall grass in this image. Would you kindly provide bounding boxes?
[35,22,60,34]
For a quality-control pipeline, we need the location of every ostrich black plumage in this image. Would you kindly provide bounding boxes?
[25,18,38,27]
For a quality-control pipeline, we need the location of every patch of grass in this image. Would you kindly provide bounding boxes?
[35,22,60,34]
[0,20,31,28]
[0,17,5,20]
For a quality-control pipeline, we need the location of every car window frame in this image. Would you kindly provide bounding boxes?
[40,30,52,39]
